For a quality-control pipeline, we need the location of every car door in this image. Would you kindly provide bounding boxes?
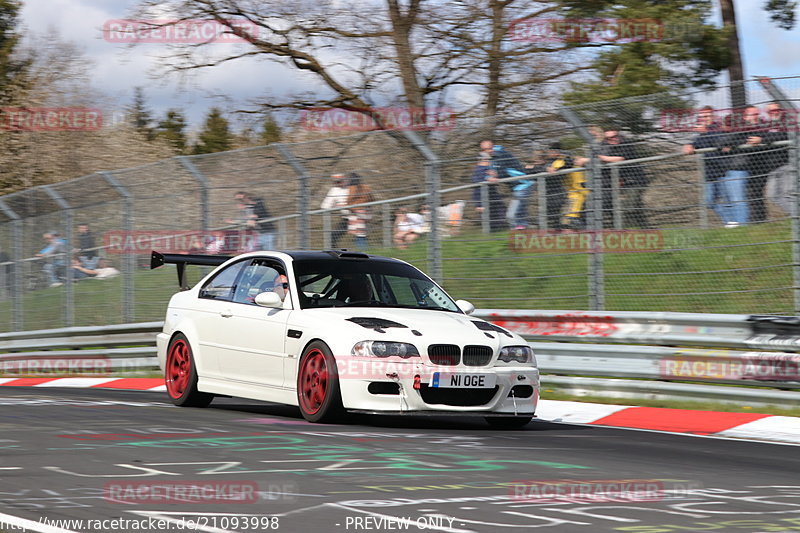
[216,258,290,389]
[194,258,251,379]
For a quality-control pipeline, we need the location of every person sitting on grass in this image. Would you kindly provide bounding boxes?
[71,257,120,280]
[393,207,426,249]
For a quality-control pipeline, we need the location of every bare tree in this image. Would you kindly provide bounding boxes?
[130,0,589,128]
[719,0,797,109]
[0,32,175,193]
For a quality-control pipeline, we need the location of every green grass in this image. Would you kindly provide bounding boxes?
[372,220,795,314]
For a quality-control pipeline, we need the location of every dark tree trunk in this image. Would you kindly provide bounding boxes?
[719,0,747,109]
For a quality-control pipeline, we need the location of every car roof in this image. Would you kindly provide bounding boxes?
[276,250,404,263]
[228,250,408,265]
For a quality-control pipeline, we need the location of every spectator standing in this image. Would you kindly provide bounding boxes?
[36,232,67,287]
[480,140,527,229]
[506,151,543,230]
[738,106,773,223]
[717,110,756,227]
[230,191,276,251]
[76,223,98,269]
[683,106,734,226]
[543,143,571,230]
[598,130,650,228]
[225,192,257,251]
[245,192,277,250]
[347,208,371,250]
[320,173,351,248]
[345,172,375,250]
[764,102,792,215]
[570,127,605,230]
[471,157,506,232]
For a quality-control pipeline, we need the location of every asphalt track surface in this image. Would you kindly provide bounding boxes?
[1,388,800,533]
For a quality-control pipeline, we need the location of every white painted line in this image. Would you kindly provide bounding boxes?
[0,466,21,470]
[35,378,118,388]
[0,378,22,385]
[0,511,78,533]
[535,399,631,424]
[148,384,167,391]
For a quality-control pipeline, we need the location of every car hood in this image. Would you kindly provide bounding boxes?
[293,306,518,349]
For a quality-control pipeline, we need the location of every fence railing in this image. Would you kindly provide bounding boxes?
[2,312,799,406]
[0,322,161,376]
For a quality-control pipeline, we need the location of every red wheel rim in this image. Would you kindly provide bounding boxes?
[166,339,191,399]
[299,349,328,415]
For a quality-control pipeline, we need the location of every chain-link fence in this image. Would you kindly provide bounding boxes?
[1,76,799,332]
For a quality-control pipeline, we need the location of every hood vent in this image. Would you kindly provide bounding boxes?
[472,320,514,338]
[347,317,408,333]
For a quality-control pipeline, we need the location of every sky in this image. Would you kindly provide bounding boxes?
[17,0,800,132]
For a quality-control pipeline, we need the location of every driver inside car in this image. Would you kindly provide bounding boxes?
[271,273,290,301]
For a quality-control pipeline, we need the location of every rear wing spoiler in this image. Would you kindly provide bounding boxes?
[150,251,232,290]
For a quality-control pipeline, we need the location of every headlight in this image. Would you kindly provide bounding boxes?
[352,341,420,358]
[498,345,533,364]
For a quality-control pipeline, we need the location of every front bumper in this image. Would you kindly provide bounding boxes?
[336,359,539,414]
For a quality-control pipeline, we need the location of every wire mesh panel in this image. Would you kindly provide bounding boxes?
[1,188,68,330]
[287,131,431,266]
[50,174,128,326]
[0,218,13,332]
[430,112,590,307]
[562,78,800,313]
[109,158,205,323]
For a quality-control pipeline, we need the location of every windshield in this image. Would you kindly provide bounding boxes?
[292,258,460,312]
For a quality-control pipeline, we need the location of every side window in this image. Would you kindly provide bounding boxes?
[199,260,248,301]
[232,260,285,305]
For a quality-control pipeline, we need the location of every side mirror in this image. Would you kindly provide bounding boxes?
[455,299,475,315]
[255,291,284,309]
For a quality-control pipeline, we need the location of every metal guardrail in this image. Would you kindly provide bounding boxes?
[543,376,800,407]
[475,310,800,397]
[1,312,799,406]
[0,322,161,375]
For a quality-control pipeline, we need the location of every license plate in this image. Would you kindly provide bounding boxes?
[431,372,496,388]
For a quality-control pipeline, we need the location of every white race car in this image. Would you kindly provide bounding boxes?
[151,250,539,428]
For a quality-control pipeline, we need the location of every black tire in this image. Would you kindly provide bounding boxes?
[485,416,533,429]
[165,333,214,408]
[297,341,344,423]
